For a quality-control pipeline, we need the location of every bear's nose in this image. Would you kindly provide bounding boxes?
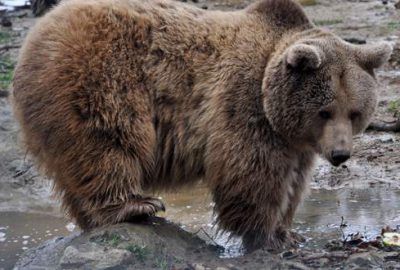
[331,150,350,166]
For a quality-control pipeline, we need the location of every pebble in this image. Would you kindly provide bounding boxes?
[65,222,76,232]
[1,17,12,27]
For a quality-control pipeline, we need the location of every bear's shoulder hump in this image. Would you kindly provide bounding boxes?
[247,0,311,30]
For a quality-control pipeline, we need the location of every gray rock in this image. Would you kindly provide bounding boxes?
[14,218,400,270]
[60,245,132,270]
[347,252,384,269]
[60,246,92,267]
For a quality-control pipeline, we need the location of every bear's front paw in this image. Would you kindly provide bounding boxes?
[242,229,306,253]
[242,231,286,252]
[275,228,306,249]
[287,230,306,246]
[92,196,166,225]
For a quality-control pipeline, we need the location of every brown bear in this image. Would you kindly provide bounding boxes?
[11,0,392,250]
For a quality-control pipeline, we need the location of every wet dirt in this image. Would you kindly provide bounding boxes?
[0,0,399,269]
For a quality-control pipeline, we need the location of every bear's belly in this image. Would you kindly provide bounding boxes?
[142,119,207,190]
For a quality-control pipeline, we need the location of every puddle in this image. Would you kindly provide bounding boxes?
[378,69,400,79]
[0,212,75,270]
[294,188,400,248]
[0,0,30,10]
[1,186,400,267]
[161,186,400,256]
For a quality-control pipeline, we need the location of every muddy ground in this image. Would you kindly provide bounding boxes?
[0,0,400,269]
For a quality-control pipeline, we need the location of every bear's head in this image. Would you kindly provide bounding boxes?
[263,33,392,166]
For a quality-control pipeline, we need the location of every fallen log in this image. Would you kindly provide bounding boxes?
[367,118,400,132]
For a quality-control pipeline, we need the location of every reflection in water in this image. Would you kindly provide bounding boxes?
[295,188,400,248]
[1,186,400,267]
[160,186,400,255]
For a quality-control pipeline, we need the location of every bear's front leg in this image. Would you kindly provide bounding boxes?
[206,138,299,251]
[211,180,291,252]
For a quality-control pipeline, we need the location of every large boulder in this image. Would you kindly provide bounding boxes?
[14,217,400,270]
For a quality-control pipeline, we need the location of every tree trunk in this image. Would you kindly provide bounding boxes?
[31,0,59,17]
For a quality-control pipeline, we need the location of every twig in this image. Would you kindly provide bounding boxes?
[194,227,219,247]
[369,176,397,185]
[0,44,21,53]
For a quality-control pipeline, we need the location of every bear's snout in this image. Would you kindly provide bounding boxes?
[330,149,350,167]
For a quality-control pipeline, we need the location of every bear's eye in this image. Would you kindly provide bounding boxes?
[349,111,361,121]
[319,110,332,120]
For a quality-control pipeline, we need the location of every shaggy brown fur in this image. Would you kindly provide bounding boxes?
[11,0,392,250]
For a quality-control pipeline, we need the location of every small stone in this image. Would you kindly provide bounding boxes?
[343,37,366,45]
[226,264,239,270]
[281,261,310,270]
[379,135,394,143]
[347,252,383,268]
[280,250,298,259]
[325,239,343,251]
[381,251,400,261]
[395,1,400,9]
[1,17,12,27]
[65,222,76,232]
[192,263,206,270]
[0,90,7,98]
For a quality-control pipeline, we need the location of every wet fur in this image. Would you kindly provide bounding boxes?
[11,0,390,250]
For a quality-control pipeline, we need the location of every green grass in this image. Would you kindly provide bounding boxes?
[299,0,317,6]
[126,244,150,262]
[388,99,400,115]
[0,32,11,43]
[0,56,15,91]
[155,257,168,270]
[0,68,13,90]
[314,19,344,26]
[371,4,385,9]
[0,31,16,91]
[388,21,400,32]
[109,233,122,247]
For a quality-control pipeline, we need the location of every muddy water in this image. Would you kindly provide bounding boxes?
[3,186,400,268]
[0,212,76,269]
[161,186,400,255]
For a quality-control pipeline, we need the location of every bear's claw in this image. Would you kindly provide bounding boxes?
[135,196,166,214]
[109,197,166,223]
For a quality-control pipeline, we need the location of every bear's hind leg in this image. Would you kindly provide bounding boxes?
[54,131,164,230]
[42,93,162,229]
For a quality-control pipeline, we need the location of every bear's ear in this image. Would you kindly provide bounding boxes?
[356,42,392,70]
[286,44,324,70]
